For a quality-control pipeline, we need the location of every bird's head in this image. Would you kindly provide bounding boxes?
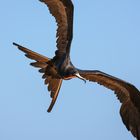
[69,68,86,83]
[74,71,86,83]
[64,68,86,83]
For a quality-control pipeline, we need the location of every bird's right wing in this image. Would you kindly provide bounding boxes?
[78,69,140,140]
[39,0,74,58]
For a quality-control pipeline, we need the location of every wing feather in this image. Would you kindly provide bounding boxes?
[79,70,140,140]
[39,0,74,57]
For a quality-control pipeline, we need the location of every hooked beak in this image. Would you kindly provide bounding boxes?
[75,73,86,83]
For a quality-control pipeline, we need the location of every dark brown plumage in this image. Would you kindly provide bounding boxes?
[13,0,140,139]
[79,70,140,139]
[40,0,74,58]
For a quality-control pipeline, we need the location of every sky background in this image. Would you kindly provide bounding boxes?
[0,0,140,140]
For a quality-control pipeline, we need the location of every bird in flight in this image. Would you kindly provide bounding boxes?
[13,0,140,139]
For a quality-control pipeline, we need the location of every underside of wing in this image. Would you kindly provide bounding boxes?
[39,0,74,58]
[78,69,140,140]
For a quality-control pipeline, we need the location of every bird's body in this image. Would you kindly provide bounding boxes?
[13,0,140,139]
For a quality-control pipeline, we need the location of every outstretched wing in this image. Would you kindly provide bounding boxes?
[13,42,63,112]
[39,0,74,58]
[78,69,140,140]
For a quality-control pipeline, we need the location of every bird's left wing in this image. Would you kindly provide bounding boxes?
[39,0,74,58]
[78,69,140,140]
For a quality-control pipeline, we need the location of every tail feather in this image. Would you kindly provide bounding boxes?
[30,62,47,68]
[13,42,50,62]
[14,42,62,112]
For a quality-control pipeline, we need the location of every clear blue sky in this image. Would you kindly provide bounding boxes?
[0,0,140,140]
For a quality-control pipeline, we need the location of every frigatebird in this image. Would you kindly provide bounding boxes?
[13,0,140,139]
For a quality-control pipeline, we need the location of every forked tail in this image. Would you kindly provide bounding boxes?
[13,42,62,112]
